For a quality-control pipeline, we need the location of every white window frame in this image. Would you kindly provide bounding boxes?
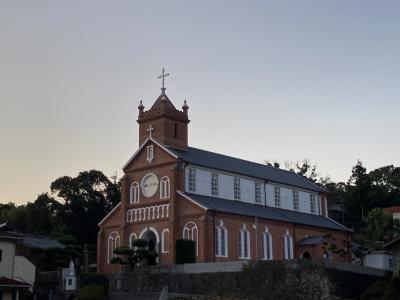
[129,233,137,249]
[238,224,251,259]
[255,182,261,204]
[211,172,219,196]
[283,230,294,260]
[274,186,281,207]
[234,177,241,200]
[293,190,299,211]
[261,227,273,260]
[130,182,140,204]
[107,231,120,264]
[183,222,199,256]
[215,220,228,257]
[310,194,316,214]
[161,229,169,253]
[188,168,196,192]
[147,145,154,163]
[160,176,170,199]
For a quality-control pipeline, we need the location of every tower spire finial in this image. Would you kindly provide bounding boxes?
[157,68,170,94]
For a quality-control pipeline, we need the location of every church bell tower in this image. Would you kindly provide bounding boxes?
[137,69,190,150]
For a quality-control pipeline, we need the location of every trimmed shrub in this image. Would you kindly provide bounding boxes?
[74,284,106,300]
[175,239,196,264]
[113,246,134,256]
[132,238,148,248]
[80,274,109,291]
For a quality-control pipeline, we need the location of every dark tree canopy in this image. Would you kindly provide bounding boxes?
[50,170,120,244]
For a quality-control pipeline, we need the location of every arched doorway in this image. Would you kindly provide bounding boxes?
[302,251,311,259]
[140,229,159,265]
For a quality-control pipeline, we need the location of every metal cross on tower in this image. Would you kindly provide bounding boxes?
[157,68,170,91]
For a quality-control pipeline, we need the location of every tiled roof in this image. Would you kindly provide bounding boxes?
[385,206,400,213]
[20,234,65,250]
[0,277,30,288]
[180,192,350,232]
[169,146,325,193]
[297,236,325,246]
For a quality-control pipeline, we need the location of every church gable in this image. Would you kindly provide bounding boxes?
[123,137,178,172]
[177,191,208,217]
[98,203,122,228]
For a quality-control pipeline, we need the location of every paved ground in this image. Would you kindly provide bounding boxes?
[109,291,160,300]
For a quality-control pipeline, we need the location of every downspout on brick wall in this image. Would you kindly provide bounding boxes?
[213,211,216,262]
[293,223,297,258]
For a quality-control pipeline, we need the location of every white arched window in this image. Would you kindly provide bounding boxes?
[160,176,170,199]
[107,231,120,263]
[261,227,273,260]
[129,233,137,249]
[183,222,198,256]
[283,229,294,260]
[215,220,228,257]
[130,182,140,204]
[238,224,250,259]
[161,229,169,253]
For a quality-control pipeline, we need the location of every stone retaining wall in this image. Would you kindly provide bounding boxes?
[112,260,386,300]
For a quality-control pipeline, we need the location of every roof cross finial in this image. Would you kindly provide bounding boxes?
[157,68,170,93]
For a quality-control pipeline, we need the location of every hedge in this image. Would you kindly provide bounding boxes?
[79,273,109,291]
[74,284,106,300]
[175,239,196,264]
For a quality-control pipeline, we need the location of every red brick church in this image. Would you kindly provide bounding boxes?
[97,71,351,274]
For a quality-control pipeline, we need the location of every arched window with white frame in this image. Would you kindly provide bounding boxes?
[130,182,140,204]
[161,229,169,253]
[129,233,137,249]
[283,229,294,260]
[107,231,120,263]
[238,224,250,259]
[261,227,273,260]
[183,222,198,256]
[160,176,170,199]
[215,220,228,257]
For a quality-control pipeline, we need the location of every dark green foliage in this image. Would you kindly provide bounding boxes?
[50,170,121,245]
[111,240,158,270]
[133,238,148,248]
[113,246,134,256]
[175,239,196,264]
[74,284,106,300]
[360,275,400,300]
[80,274,109,291]
[57,234,79,245]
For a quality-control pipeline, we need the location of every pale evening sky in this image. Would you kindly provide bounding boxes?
[1,1,399,204]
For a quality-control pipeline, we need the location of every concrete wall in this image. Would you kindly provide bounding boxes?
[364,253,393,271]
[14,255,36,289]
[0,240,16,278]
[113,260,385,300]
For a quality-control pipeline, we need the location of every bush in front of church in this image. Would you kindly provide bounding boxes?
[111,239,158,269]
[74,284,106,300]
[80,273,109,291]
[175,239,196,264]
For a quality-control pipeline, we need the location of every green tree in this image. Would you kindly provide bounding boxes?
[51,170,120,245]
[360,208,400,249]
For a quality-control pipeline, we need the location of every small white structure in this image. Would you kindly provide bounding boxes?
[363,250,393,271]
[62,260,77,291]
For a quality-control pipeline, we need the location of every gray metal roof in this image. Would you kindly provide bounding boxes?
[21,234,65,250]
[297,236,325,246]
[169,146,325,193]
[183,192,350,232]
